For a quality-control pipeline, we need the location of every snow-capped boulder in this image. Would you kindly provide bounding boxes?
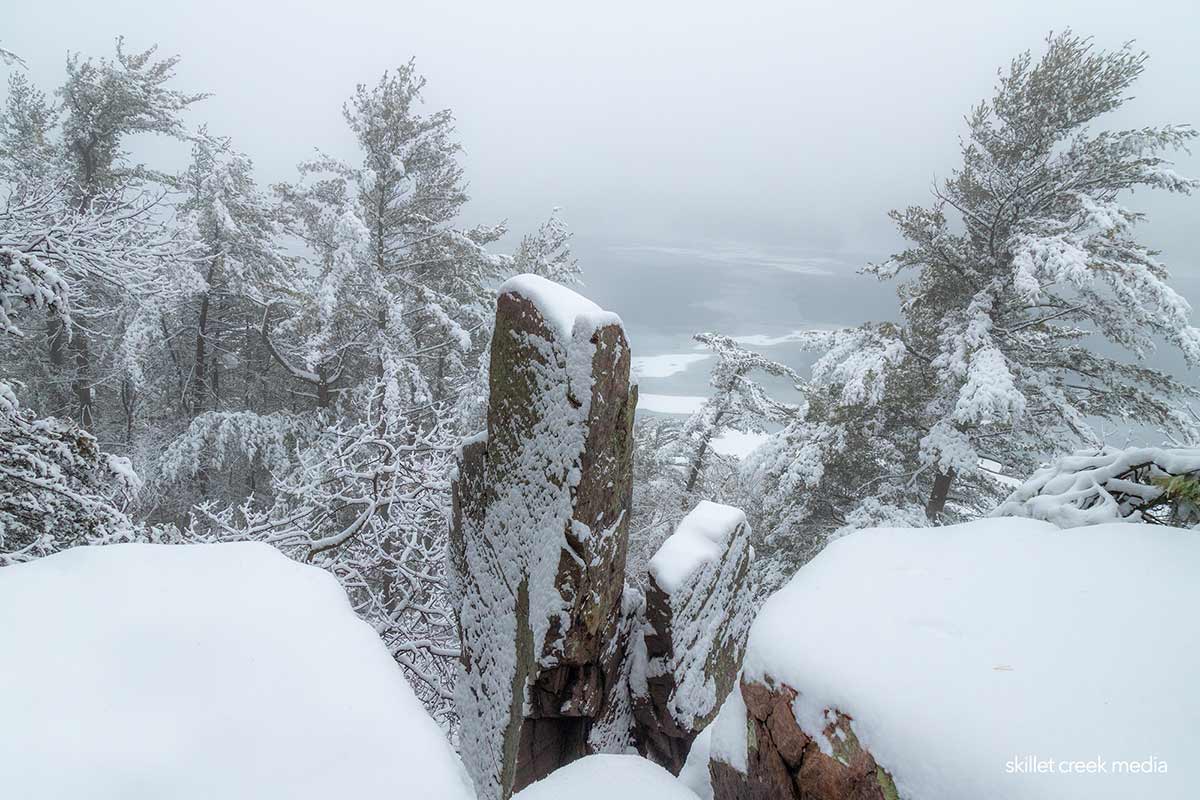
[708,517,1200,799]
[635,500,754,773]
[450,275,638,798]
[0,542,475,800]
[512,754,697,800]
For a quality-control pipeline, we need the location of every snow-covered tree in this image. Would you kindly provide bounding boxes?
[0,72,57,186]
[268,62,505,418]
[879,30,1200,517]
[0,46,23,70]
[0,248,138,564]
[994,446,1200,529]
[189,398,462,726]
[748,32,1200,570]
[512,208,581,286]
[175,130,293,418]
[59,38,205,200]
[674,333,799,499]
[740,325,936,582]
[629,335,798,582]
[628,414,688,584]
[163,63,514,725]
[128,131,300,522]
[0,39,204,434]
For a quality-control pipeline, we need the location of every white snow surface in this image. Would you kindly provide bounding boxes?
[709,429,770,459]
[679,725,715,800]
[512,754,697,800]
[739,517,1200,799]
[499,273,622,341]
[0,542,475,800]
[649,500,747,594]
[631,352,711,378]
[708,682,749,774]
[638,393,708,415]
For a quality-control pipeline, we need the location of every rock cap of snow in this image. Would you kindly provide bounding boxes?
[649,500,748,594]
[499,273,623,341]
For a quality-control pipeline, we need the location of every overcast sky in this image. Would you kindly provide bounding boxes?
[5,0,1200,279]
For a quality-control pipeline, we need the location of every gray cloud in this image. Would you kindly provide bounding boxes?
[5,0,1199,280]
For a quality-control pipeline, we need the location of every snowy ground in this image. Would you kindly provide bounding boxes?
[638,392,708,415]
[0,542,475,800]
[512,754,697,800]
[632,353,711,378]
[5,520,1197,799]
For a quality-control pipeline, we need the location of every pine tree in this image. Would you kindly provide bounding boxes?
[0,248,138,563]
[268,62,505,418]
[0,39,204,434]
[512,208,582,286]
[747,32,1200,569]
[882,30,1200,517]
[629,335,798,582]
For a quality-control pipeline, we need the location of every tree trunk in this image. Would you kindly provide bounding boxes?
[70,330,94,431]
[317,363,332,410]
[46,316,68,416]
[121,378,135,445]
[925,468,955,521]
[190,258,219,418]
[190,291,211,418]
[683,409,725,499]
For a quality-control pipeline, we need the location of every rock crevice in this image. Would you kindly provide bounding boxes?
[450,277,752,798]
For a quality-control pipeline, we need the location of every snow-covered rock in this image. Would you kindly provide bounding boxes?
[450,277,637,798]
[512,754,697,800]
[497,273,622,342]
[710,517,1200,799]
[0,542,475,800]
[635,501,754,772]
[648,501,749,594]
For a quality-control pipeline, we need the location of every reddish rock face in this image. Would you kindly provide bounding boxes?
[711,679,899,800]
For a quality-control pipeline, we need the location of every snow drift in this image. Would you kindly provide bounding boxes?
[0,542,475,800]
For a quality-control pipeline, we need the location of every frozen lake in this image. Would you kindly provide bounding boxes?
[574,235,1199,452]
[574,235,897,414]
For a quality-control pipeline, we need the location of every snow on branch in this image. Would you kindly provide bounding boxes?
[994,446,1200,528]
[0,247,70,335]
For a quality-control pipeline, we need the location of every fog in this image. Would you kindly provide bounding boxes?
[7,1,1198,250]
